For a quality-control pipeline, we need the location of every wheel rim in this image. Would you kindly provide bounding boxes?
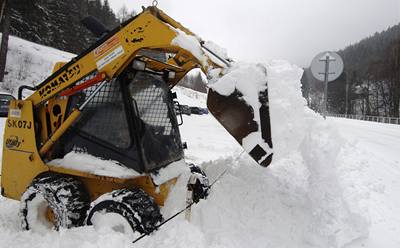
[45,206,55,225]
[25,193,54,232]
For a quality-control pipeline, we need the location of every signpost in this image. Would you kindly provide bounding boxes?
[310,51,344,119]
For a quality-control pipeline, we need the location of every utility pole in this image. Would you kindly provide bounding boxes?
[0,0,10,82]
[320,54,334,119]
[345,71,349,117]
[310,51,344,119]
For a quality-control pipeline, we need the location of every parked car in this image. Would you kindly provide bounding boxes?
[0,93,15,117]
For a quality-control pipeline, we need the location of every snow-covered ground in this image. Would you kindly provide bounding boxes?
[330,118,400,247]
[0,37,400,248]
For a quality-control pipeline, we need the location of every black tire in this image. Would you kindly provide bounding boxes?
[19,172,90,231]
[86,188,162,235]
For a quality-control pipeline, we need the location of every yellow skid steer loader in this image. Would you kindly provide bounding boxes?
[1,6,273,234]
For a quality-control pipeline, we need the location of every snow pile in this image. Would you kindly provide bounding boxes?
[50,152,140,179]
[267,60,369,246]
[300,121,369,247]
[153,60,370,248]
[151,159,189,185]
[177,60,369,247]
[267,60,310,159]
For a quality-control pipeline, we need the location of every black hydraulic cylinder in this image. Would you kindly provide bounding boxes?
[81,16,109,38]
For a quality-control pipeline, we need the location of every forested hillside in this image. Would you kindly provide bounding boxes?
[6,0,204,93]
[302,24,400,117]
[9,0,120,54]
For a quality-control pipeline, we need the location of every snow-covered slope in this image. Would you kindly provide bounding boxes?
[0,37,399,248]
[0,35,75,94]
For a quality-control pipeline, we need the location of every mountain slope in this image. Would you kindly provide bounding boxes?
[1,35,75,94]
[10,0,119,54]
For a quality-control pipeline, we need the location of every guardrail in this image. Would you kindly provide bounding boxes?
[328,114,400,125]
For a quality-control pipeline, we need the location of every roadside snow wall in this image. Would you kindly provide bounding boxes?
[160,60,370,248]
[267,60,369,247]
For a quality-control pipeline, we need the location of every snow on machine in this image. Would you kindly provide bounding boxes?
[1,6,273,235]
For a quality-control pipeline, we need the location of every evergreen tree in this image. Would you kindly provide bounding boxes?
[9,0,120,54]
[303,23,400,117]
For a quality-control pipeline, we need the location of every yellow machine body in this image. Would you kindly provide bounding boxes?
[1,6,273,208]
[1,98,175,205]
[1,7,210,206]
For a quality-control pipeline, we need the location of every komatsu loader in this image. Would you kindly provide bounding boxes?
[0,6,273,235]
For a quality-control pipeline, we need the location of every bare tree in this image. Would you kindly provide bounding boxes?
[117,5,129,22]
[117,5,136,22]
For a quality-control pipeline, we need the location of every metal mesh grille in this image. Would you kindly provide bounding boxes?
[129,71,183,170]
[70,79,131,149]
[130,73,172,135]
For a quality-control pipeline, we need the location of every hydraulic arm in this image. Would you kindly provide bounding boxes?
[21,6,273,167]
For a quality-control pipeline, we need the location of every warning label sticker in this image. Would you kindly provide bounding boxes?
[93,35,120,59]
[96,46,124,70]
[9,109,21,118]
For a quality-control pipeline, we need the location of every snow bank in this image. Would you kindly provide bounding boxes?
[266,60,369,246]
[151,159,189,185]
[183,60,370,247]
[267,60,310,160]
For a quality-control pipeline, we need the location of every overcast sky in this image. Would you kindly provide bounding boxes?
[108,0,400,67]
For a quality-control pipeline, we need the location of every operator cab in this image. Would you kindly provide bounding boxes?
[59,56,184,173]
[129,70,183,171]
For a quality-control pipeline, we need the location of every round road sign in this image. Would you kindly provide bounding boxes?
[310,51,344,82]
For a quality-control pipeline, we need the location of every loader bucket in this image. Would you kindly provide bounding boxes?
[207,81,273,167]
